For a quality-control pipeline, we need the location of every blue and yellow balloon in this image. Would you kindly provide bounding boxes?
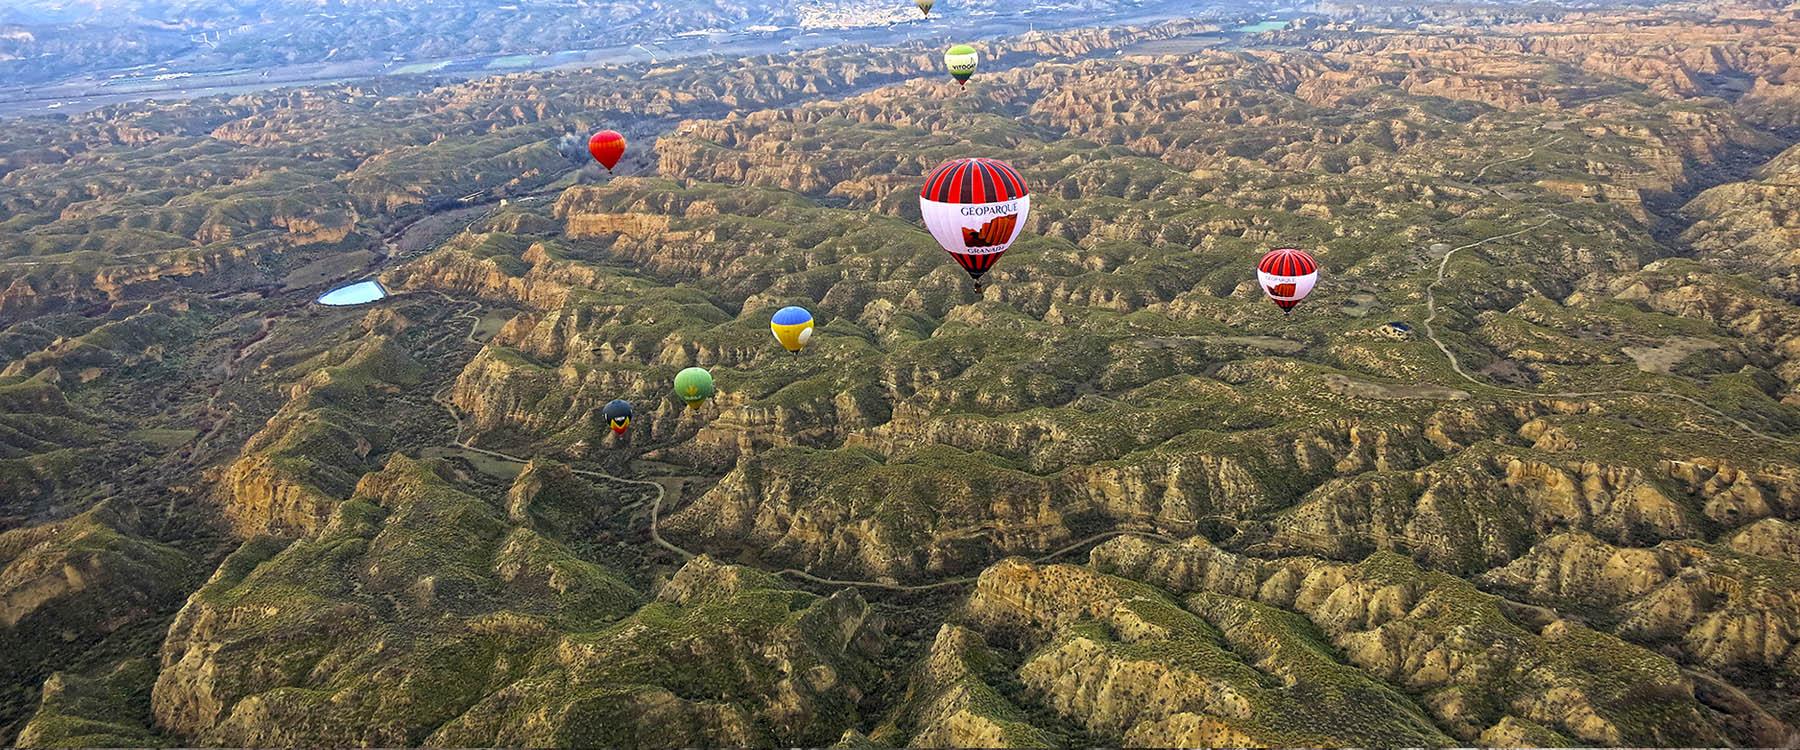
[770,306,814,353]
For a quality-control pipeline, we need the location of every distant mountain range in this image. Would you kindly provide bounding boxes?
[0,0,964,86]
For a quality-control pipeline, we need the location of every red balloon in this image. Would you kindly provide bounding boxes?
[588,130,626,173]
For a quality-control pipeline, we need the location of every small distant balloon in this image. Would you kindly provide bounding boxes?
[674,367,715,410]
[916,0,934,16]
[944,44,978,88]
[602,399,633,435]
[1256,248,1320,314]
[770,306,815,353]
[588,130,626,173]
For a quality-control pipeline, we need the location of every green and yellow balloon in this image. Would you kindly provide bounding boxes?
[674,367,714,410]
[944,44,978,88]
[915,0,933,16]
[770,306,815,353]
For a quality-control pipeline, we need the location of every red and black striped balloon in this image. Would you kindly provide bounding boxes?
[1257,247,1318,278]
[920,158,1029,204]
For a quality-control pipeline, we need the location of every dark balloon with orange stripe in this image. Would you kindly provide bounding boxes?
[602,399,633,435]
[588,130,626,173]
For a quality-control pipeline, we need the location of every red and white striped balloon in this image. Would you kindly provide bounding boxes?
[1255,248,1319,313]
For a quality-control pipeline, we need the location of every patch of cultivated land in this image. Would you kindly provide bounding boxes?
[1320,373,1472,401]
[1622,336,1721,374]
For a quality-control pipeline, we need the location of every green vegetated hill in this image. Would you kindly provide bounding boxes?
[1,3,1799,747]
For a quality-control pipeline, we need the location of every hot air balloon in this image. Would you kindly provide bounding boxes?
[916,0,934,16]
[771,306,815,353]
[602,399,633,435]
[919,157,1030,291]
[674,367,714,410]
[944,45,978,88]
[588,130,626,173]
[1255,248,1320,313]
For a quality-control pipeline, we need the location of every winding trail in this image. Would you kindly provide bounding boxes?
[1421,136,1800,449]
[446,440,696,561]
[426,289,1178,592]
[1474,135,1562,179]
[440,419,1181,592]
[423,294,701,564]
[1421,214,1559,381]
